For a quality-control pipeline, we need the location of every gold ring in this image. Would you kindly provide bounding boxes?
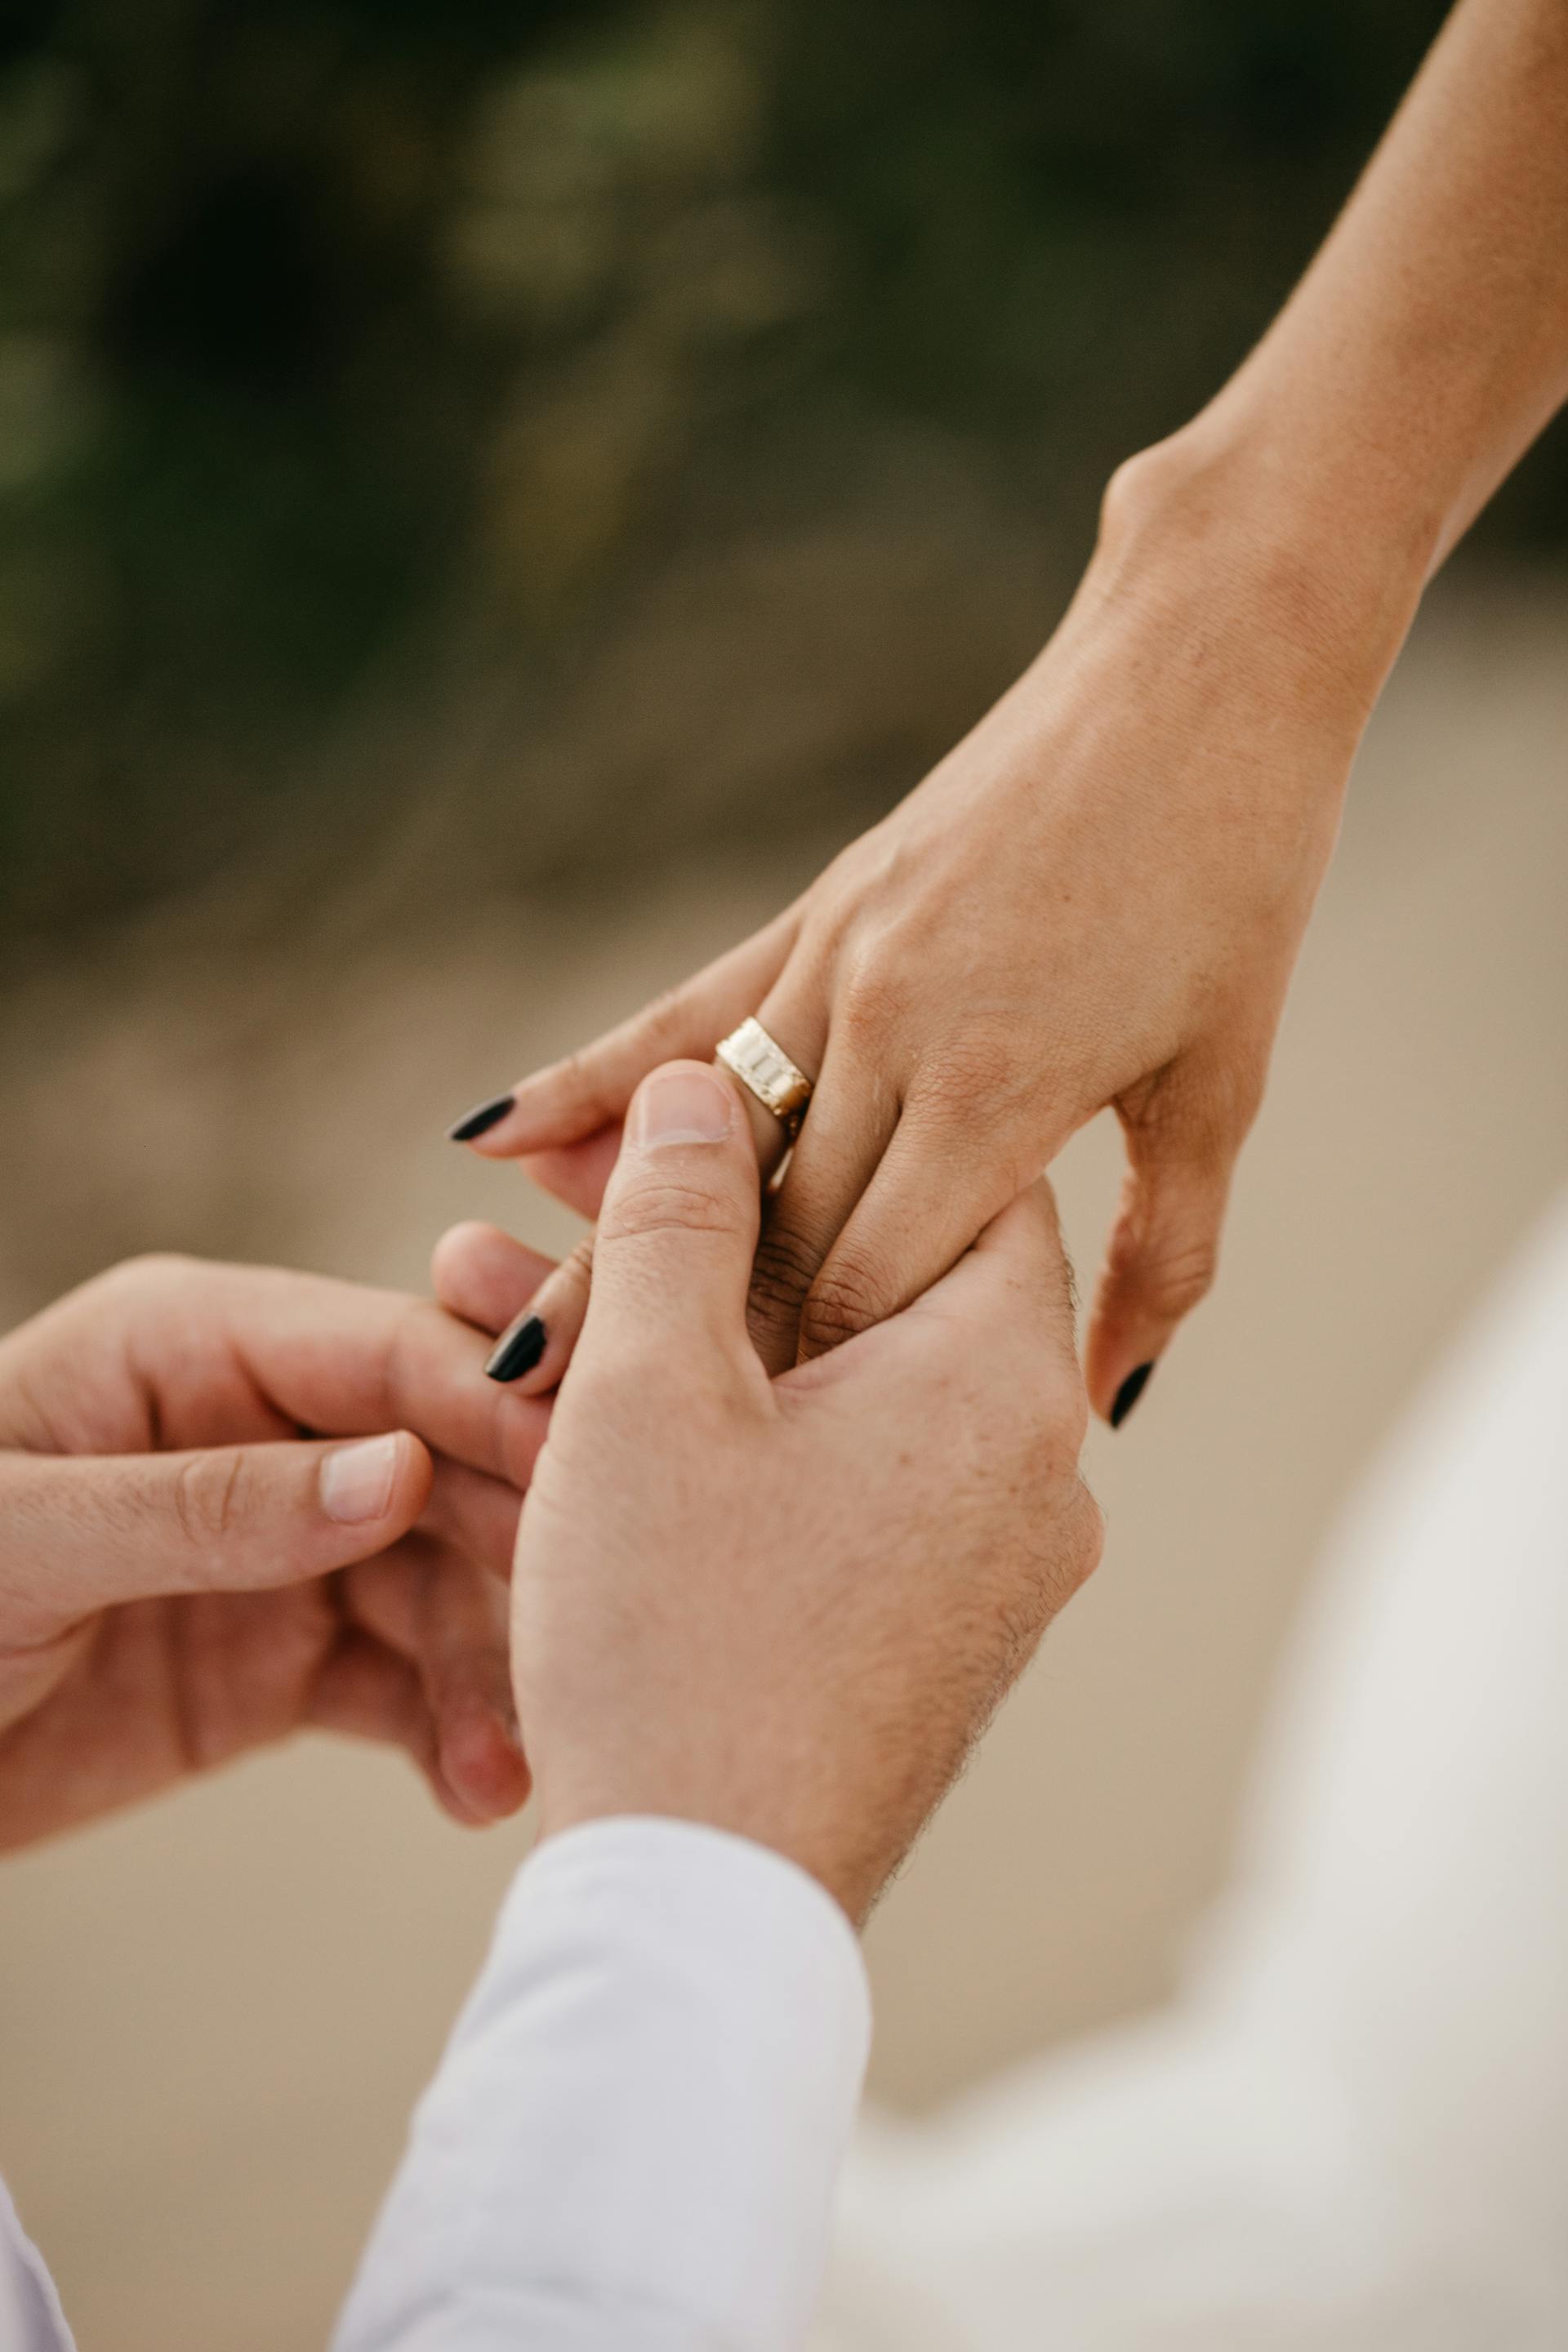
[715,1017,813,1143]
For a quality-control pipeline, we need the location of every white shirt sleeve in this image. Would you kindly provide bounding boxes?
[333,1815,871,2352]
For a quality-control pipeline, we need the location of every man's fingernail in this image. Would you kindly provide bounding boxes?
[486,1312,547,1383]
[1110,1362,1154,1429]
[320,1434,403,1521]
[631,1064,734,1148]
[448,1093,515,1143]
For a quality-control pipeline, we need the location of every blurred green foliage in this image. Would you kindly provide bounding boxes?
[2,0,1561,946]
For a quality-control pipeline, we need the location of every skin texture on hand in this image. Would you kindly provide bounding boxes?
[0,1254,555,1851]
[439,1062,1102,1927]
[452,0,1568,1420]
[451,464,1392,1420]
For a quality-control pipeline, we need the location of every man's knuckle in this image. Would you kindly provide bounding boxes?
[1015,1477,1102,1618]
[603,1179,747,1247]
[374,1304,421,1435]
[1072,1485,1107,1584]
[1035,1483,1104,1612]
[172,1450,247,1554]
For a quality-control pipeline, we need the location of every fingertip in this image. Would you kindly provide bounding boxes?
[1083,1275,1165,1423]
[1089,1140,1226,1418]
[432,1220,556,1340]
[452,1063,605,1159]
[431,1218,497,1294]
[318,1431,430,1530]
[626,1059,746,1153]
[388,1430,436,1526]
[483,1241,591,1392]
[1108,1361,1155,1428]
[446,1091,519,1148]
[483,1310,548,1385]
[440,1705,532,1823]
[1084,1312,1160,1425]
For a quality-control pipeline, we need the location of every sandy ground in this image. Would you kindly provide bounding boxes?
[0,572,1564,2350]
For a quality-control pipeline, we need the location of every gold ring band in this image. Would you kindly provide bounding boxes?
[715,1017,813,1143]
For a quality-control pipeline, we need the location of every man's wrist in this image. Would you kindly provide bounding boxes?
[336,1815,871,2351]
[535,1774,882,1929]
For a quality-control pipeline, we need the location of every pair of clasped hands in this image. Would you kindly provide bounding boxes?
[0,1059,1099,1922]
[1,428,1386,1912]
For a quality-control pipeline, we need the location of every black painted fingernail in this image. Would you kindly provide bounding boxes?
[1110,1361,1154,1429]
[448,1093,515,1143]
[485,1312,546,1383]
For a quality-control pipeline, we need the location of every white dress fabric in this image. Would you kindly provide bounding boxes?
[813,1194,1568,2350]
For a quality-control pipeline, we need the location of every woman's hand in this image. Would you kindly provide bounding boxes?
[451,435,1419,1418]
[452,0,1568,1417]
[0,1253,555,1851]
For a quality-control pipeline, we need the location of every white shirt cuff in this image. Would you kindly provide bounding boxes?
[335,1816,871,2352]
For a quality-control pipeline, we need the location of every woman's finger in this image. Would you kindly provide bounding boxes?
[446,906,802,1158]
[721,963,831,1194]
[1085,1061,1250,1426]
[480,981,830,1392]
[480,1234,594,1393]
[173,1263,551,1494]
[796,1105,1027,1363]
[743,1031,897,1374]
[476,1016,828,1397]
[431,1215,581,1398]
[430,1222,556,1338]
[789,1179,1081,1429]
[517,1125,624,1220]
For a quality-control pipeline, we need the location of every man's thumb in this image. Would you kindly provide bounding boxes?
[581,1061,762,1367]
[1,1432,432,1637]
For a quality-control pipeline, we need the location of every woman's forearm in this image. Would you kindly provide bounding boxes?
[1127,0,1568,656]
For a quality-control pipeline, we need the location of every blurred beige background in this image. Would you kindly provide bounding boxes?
[0,569,1564,2350]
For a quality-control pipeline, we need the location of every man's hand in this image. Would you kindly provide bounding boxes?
[441,1062,1102,1925]
[0,1254,554,1851]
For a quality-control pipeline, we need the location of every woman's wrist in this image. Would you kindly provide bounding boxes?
[1090,409,1431,721]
